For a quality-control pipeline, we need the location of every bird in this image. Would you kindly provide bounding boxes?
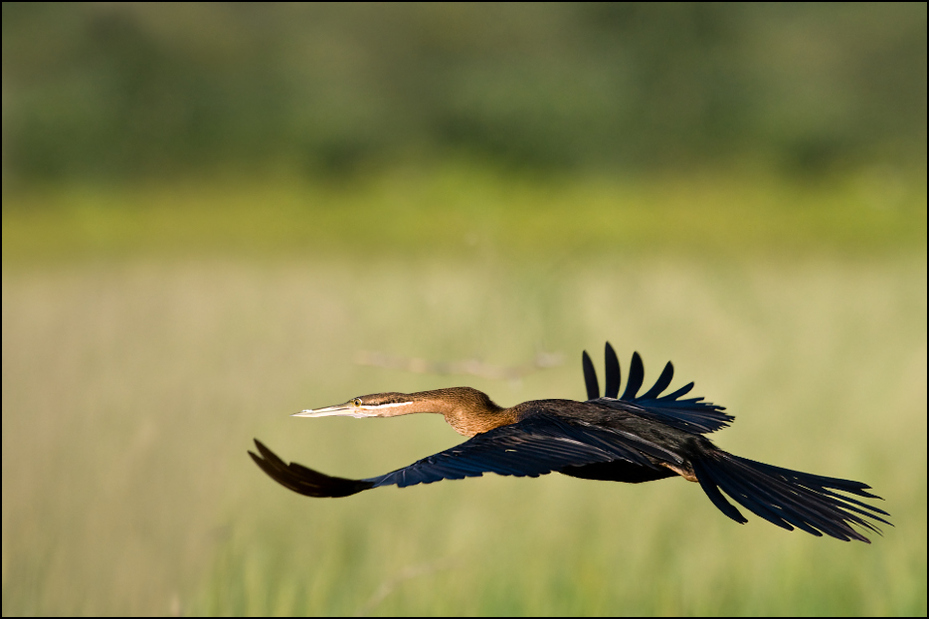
[249,342,890,542]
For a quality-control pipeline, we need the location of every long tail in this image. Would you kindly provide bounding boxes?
[691,450,891,543]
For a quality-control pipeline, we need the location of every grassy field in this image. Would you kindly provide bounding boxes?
[3,164,926,263]
[2,170,927,615]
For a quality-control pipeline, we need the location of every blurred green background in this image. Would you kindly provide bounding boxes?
[2,3,926,615]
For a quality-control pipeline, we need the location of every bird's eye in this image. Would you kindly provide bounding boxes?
[352,398,362,407]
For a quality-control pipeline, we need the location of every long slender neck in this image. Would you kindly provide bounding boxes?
[401,387,516,437]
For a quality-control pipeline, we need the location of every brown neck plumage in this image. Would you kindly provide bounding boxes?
[393,387,517,436]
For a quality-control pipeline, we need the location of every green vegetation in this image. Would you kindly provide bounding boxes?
[3,3,925,181]
[2,229,926,613]
[3,164,926,263]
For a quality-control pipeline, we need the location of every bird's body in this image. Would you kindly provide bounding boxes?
[250,343,890,542]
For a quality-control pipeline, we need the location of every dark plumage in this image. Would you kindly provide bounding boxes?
[250,342,890,542]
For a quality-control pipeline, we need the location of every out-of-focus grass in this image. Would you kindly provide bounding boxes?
[3,163,926,263]
[2,252,926,614]
[2,165,926,614]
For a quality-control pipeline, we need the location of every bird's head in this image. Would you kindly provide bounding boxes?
[293,392,415,419]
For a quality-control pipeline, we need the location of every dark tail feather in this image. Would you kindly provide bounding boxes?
[249,439,374,498]
[691,451,891,543]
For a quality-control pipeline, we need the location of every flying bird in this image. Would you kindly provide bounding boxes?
[250,343,890,542]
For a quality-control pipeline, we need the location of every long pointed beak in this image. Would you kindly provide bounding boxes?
[293,404,375,419]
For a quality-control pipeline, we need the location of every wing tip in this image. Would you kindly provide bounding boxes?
[249,438,374,498]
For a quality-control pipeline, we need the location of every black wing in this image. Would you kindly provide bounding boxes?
[250,414,683,498]
[582,343,734,434]
[250,439,375,497]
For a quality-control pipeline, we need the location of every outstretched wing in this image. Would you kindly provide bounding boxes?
[582,343,734,434]
[250,413,683,498]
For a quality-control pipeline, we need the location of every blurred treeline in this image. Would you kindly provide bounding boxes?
[2,2,926,184]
